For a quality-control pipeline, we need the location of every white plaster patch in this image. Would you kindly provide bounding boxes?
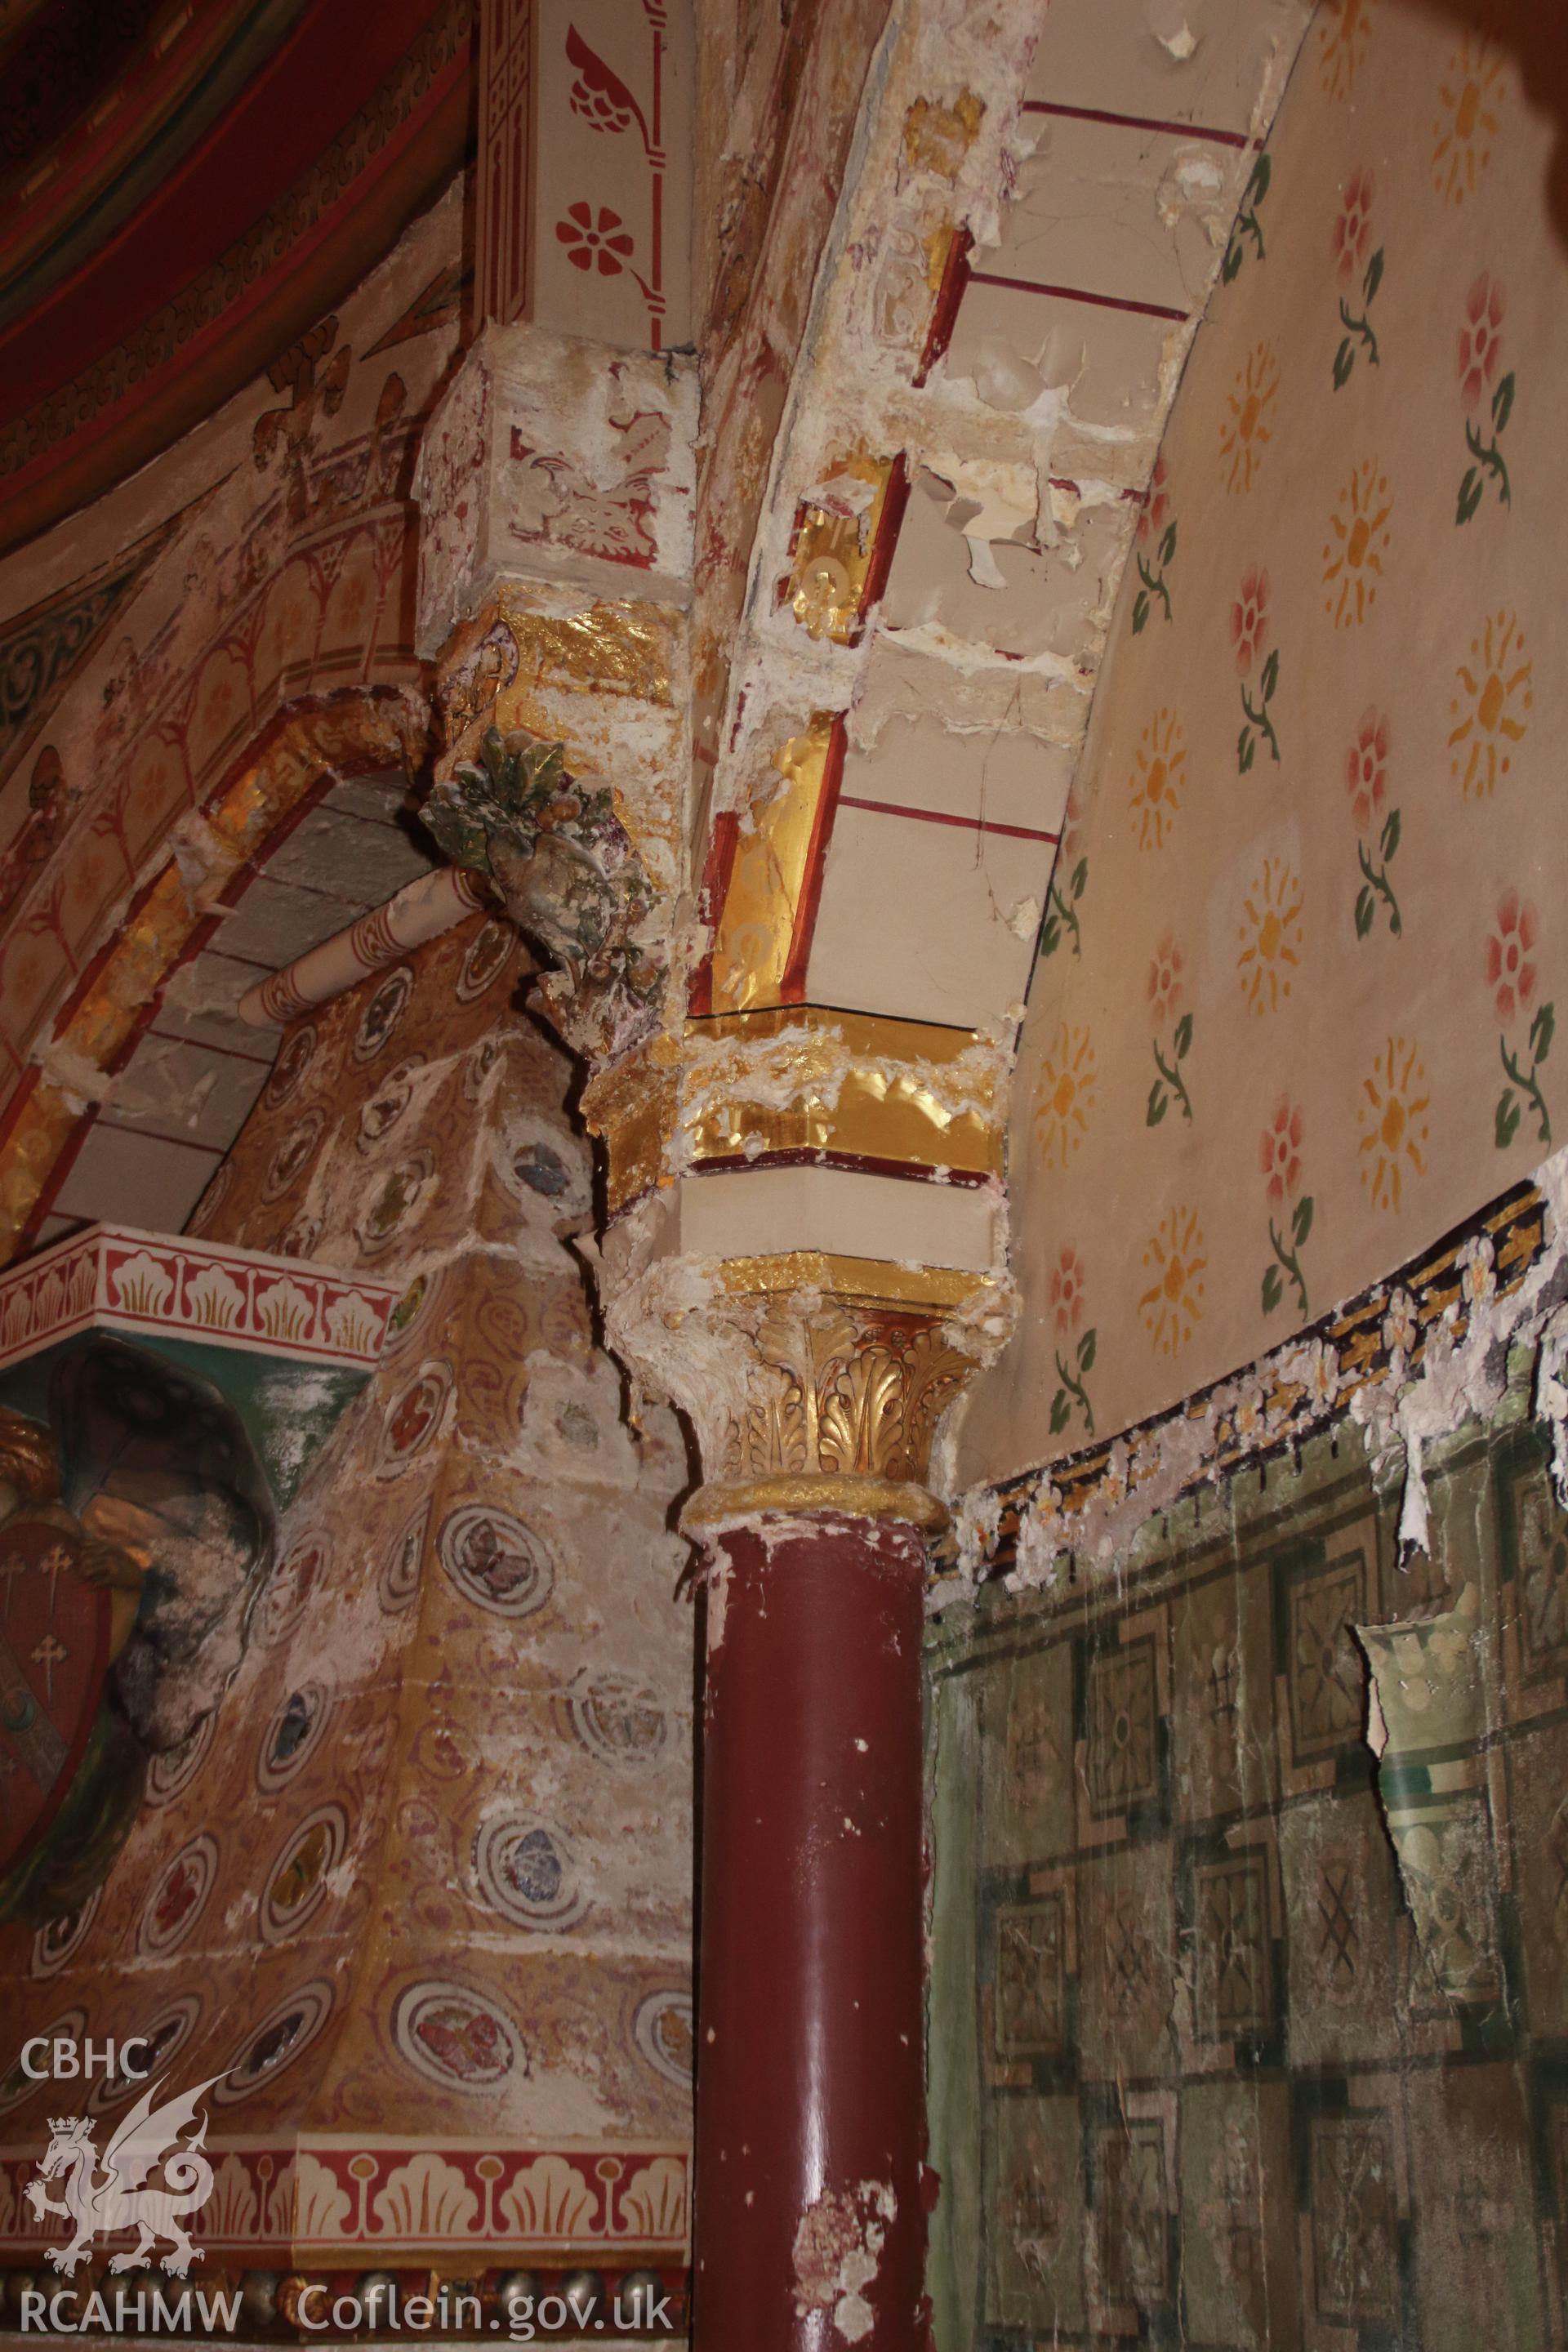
[791,2179,897,2345]
[514,1352,639,1490]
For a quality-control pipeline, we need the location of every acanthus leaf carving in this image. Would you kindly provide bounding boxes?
[421,721,666,1062]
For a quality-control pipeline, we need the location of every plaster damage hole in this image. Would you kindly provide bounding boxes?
[1147,0,1200,61]
[792,2181,896,2345]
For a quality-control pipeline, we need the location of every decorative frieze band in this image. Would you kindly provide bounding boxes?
[0,1227,401,1375]
[0,2140,689,2261]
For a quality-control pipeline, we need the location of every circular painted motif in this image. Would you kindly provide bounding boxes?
[88,1995,203,2112]
[474,1816,587,1932]
[30,1887,102,1978]
[0,2007,86,2114]
[632,1990,694,2087]
[376,1360,452,1475]
[212,1980,334,2105]
[138,1834,217,1957]
[438,1505,555,1620]
[276,1211,323,1261]
[185,1161,233,1237]
[265,1023,319,1110]
[509,1141,572,1199]
[261,1107,325,1203]
[256,1682,331,1794]
[145,1709,218,1806]
[256,1530,331,1649]
[455,920,512,1003]
[391,1979,523,2091]
[354,1152,434,1256]
[562,1673,668,1767]
[260,1804,348,1944]
[358,1056,425,1152]
[380,1499,430,1615]
[352,966,414,1062]
[492,1117,586,1216]
[381,1267,442,1360]
[463,1035,505,1101]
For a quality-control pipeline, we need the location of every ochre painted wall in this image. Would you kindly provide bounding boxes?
[963,0,1568,1485]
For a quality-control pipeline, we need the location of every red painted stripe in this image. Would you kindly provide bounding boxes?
[1022,99,1251,150]
[966,269,1189,323]
[686,1147,993,1190]
[0,1063,40,1160]
[839,795,1060,845]
[915,226,972,389]
[687,807,742,1019]
[17,1098,98,1249]
[858,452,910,622]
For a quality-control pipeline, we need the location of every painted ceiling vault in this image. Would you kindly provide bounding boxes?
[0,0,474,553]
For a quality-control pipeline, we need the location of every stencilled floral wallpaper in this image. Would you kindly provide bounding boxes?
[962,0,1568,1485]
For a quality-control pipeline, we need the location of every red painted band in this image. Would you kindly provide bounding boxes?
[839,794,1060,844]
[966,267,1190,323]
[1022,97,1252,149]
[684,1146,993,1188]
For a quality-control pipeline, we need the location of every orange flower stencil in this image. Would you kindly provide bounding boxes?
[1236,859,1304,1017]
[1432,33,1505,207]
[1034,1025,1098,1170]
[1449,611,1531,798]
[1219,343,1280,495]
[1139,1207,1208,1358]
[1129,710,1186,851]
[1357,1036,1430,1213]
[1322,459,1392,628]
[1320,0,1374,100]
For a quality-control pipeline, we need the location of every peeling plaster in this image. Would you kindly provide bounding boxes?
[682,0,1313,1081]
[943,1144,1568,1610]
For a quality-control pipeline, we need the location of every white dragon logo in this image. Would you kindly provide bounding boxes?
[22,2075,220,2278]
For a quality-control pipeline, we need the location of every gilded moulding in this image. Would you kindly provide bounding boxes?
[495,587,677,717]
[715,1253,996,1314]
[682,1473,949,1533]
[580,1034,680,1213]
[581,1006,1005,1218]
[682,1004,1000,1186]
[706,716,840,1014]
[779,451,901,645]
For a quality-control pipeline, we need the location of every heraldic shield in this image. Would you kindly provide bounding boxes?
[0,1518,112,1881]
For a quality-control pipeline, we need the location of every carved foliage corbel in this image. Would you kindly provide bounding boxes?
[423,611,666,1062]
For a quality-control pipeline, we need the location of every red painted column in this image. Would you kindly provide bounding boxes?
[691,1508,929,2351]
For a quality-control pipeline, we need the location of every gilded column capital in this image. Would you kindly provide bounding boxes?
[599,1246,1017,1534]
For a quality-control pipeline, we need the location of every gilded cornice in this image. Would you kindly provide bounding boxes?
[581,1005,1006,1218]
